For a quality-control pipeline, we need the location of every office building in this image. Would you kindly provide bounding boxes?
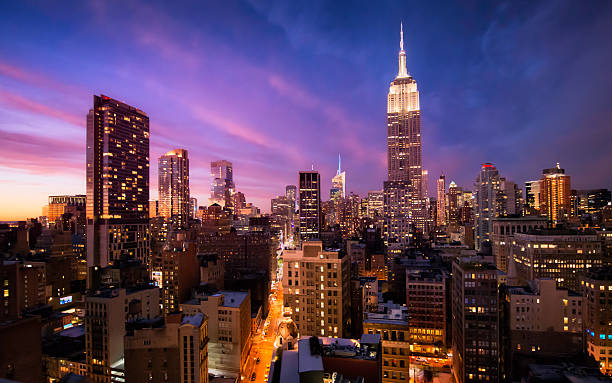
[161,239,200,314]
[406,270,449,351]
[47,195,86,223]
[363,302,410,383]
[0,260,46,320]
[0,316,42,383]
[366,190,384,222]
[189,197,197,220]
[209,160,234,207]
[149,200,159,218]
[85,286,160,382]
[124,313,209,383]
[158,149,190,228]
[473,163,502,251]
[181,291,251,378]
[507,279,583,373]
[582,267,612,375]
[283,241,351,338]
[86,94,150,271]
[540,163,571,224]
[574,189,612,216]
[491,216,547,273]
[500,178,522,216]
[524,180,542,215]
[422,169,429,198]
[452,257,505,383]
[437,175,446,227]
[330,154,346,200]
[384,24,427,240]
[512,228,602,291]
[299,171,322,241]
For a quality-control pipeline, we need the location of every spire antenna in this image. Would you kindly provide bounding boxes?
[400,22,404,51]
[338,153,342,175]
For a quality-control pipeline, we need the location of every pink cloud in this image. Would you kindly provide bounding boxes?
[0,89,82,127]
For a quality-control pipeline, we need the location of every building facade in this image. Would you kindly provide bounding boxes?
[582,267,612,375]
[86,94,150,272]
[473,163,502,251]
[181,291,251,378]
[209,160,234,207]
[158,149,190,228]
[540,164,571,224]
[283,241,351,338]
[452,258,505,383]
[299,171,322,241]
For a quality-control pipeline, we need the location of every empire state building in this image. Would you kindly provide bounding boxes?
[384,24,427,244]
[387,23,422,192]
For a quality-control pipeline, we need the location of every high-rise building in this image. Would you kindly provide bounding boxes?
[330,154,346,200]
[524,180,542,215]
[507,279,583,374]
[285,185,297,208]
[209,160,234,207]
[189,197,197,220]
[161,239,200,315]
[582,267,612,375]
[366,190,384,221]
[512,228,602,291]
[86,95,150,271]
[181,291,251,378]
[448,182,463,225]
[299,171,321,241]
[500,178,522,216]
[384,24,427,240]
[158,149,190,228]
[421,169,429,198]
[437,175,446,227]
[149,200,159,218]
[124,313,209,383]
[282,241,351,338]
[406,270,449,351]
[491,216,547,273]
[452,257,506,383]
[85,286,160,382]
[363,301,410,383]
[540,163,571,224]
[473,163,502,251]
[47,195,86,223]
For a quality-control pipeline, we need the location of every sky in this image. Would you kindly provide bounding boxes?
[1,0,611,220]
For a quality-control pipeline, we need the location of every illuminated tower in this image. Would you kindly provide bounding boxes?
[86,94,150,271]
[436,175,447,227]
[540,163,571,224]
[209,160,234,207]
[384,24,427,243]
[330,154,346,200]
[299,170,321,241]
[158,149,190,228]
[473,163,502,251]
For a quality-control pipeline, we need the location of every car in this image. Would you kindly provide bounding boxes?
[256,357,261,364]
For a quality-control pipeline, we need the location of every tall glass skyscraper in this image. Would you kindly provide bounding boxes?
[299,170,321,241]
[86,94,150,271]
[209,160,234,207]
[384,24,428,244]
[158,149,190,228]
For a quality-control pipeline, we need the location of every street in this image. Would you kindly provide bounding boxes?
[240,246,285,383]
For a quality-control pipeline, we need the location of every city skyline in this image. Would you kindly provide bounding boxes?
[2,1,612,220]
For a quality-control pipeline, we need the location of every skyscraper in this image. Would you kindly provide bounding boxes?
[448,181,463,225]
[330,154,346,200]
[384,24,427,242]
[437,175,447,227]
[86,95,150,271]
[299,171,321,241]
[473,163,501,251]
[524,180,541,214]
[209,160,234,207]
[158,149,190,228]
[540,163,571,224]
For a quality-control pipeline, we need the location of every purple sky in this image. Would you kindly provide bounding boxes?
[1,1,611,220]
